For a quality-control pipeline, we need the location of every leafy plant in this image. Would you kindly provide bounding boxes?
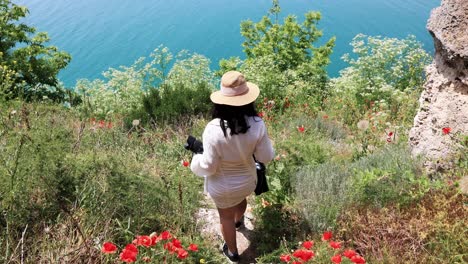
[0,0,71,101]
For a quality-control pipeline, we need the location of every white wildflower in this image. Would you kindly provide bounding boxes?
[357,120,370,131]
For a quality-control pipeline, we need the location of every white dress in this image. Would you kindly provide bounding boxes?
[190,116,275,208]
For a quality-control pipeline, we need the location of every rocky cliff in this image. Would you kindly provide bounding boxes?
[409,0,468,172]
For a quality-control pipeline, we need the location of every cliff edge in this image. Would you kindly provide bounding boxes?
[409,0,468,172]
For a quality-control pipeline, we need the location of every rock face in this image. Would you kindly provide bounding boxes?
[409,0,468,172]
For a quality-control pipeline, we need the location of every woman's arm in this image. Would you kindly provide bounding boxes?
[254,122,275,164]
[190,126,220,177]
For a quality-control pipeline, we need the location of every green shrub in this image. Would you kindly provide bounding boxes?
[130,53,215,126]
[0,0,71,102]
[219,0,335,110]
[294,144,429,231]
[328,34,431,127]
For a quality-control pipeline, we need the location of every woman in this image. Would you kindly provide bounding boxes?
[190,71,275,263]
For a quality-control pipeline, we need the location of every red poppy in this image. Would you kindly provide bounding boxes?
[331,254,342,263]
[351,255,366,263]
[302,240,314,250]
[182,160,190,167]
[386,138,392,143]
[292,261,302,264]
[323,115,329,119]
[120,249,137,263]
[297,125,305,133]
[134,235,152,247]
[120,244,138,263]
[258,112,265,118]
[388,131,393,137]
[171,238,182,248]
[279,254,291,262]
[107,122,113,129]
[343,249,357,259]
[188,244,198,251]
[292,249,314,262]
[124,244,138,253]
[329,241,342,249]
[164,242,177,254]
[161,231,172,240]
[442,127,451,135]
[101,242,117,254]
[150,234,161,246]
[322,231,333,241]
[177,248,188,259]
[98,120,106,128]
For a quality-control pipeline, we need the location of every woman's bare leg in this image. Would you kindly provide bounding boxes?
[234,199,247,224]
[218,206,238,254]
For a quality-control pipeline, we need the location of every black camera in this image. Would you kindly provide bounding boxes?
[184,135,204,154]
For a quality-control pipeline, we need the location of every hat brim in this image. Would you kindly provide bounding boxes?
[210,82,260,106]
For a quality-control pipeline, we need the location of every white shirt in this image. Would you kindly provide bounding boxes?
[190,116,275,207]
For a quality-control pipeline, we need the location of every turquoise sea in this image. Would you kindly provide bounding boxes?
[15,0,441,87]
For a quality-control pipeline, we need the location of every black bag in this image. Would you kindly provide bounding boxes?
[254,159,269,196]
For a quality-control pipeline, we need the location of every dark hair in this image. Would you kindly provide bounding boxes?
[212,103,259,137]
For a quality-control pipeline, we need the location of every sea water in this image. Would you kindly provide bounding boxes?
[15,0,441,87]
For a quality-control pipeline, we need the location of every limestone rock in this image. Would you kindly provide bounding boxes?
[409,0,468,172]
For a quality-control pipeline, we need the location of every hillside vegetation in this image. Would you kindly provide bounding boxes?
[1,0,466,263]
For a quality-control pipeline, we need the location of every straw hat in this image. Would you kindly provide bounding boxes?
[210,71,260,106]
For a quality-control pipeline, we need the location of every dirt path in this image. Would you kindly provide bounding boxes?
[196,196,257,264]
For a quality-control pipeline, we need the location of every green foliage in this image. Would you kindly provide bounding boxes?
[131,51,215,126]
[330,35,431,123]
[0,0,71,101]
[219,0,335,109]
[76,47,215,125]
[75,46,171,118]
[0,103,205,262]
[295,145,429,231]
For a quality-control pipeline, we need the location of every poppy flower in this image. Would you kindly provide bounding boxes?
[343,249,357,259]
[280,254,291,262]
[98,120,106,128]
[388,131,394,137]
[188,244,198,251]
[323,115,329,119]
[150,233,161,246]
[101,242,117,254]
[292,249,314,262]
[442,127,451,135]
[120,244,138,263]
[258,112,265,118]
[329,241,342,249]
[297,125,305,133]
[386,138,392,143]
[107,122,113,129]
[134,235,152,247]
[292,261,302,264]
[302,240,314,250]
[177,248,189,259]
[164,242,177,254]
[322,231,333,241]
[161,231,172,240]
[120,249,137,263]
[171,238,182,248]
[351,255,366,263]
[331,254,342,263]
[182,160,190,167]
[123,244,138,253]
